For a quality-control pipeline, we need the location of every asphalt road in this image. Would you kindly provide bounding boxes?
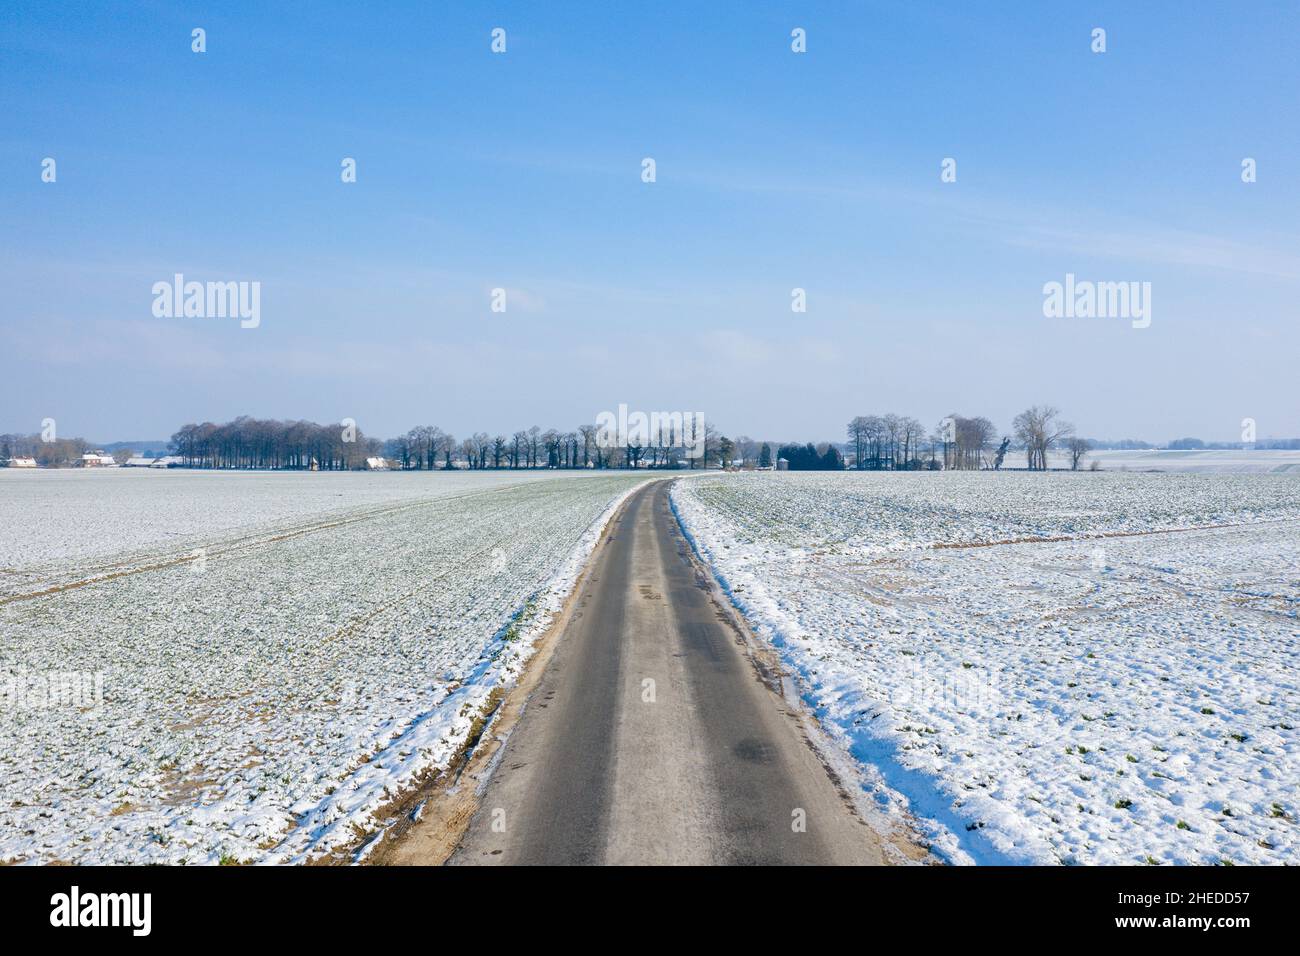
[448,479,884,865]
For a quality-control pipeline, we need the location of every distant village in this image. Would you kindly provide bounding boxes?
[0,448,388,471]
[3,452,185,469]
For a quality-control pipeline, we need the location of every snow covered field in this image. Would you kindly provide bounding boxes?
[672,472,1300,865]
[1049,449,1300,474]
[0,469,649,864]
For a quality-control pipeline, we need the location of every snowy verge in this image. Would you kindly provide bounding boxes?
[273,477,656,863]
[670,473,1300,866]
[667,482,982,862]
[1,474,654,865]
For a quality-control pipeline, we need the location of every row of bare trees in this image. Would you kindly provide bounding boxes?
[161,418,736,470]
[848,406,1090,471]
[391,422,732,470]
[942,415,1002,470]
[846,415,930,469]
[169,418,382,470]
[388,425,605,470]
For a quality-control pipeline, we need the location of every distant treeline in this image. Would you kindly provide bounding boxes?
[164,418,728,470]
[846,414,936,470]
[382,422,723,470]
[847,406,1088,471]
[7,415,1297,472]
[169,418,383,470]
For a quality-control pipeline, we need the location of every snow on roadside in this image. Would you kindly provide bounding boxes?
[269,475,654,863]
[671,472,1300,865]
[0,473,651,864]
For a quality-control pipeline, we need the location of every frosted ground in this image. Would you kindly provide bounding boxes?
[672,472,1300,865]
[0,469,649,864]
[1049,448,1300,473]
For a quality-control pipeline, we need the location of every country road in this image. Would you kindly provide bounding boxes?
[443,479,885,865]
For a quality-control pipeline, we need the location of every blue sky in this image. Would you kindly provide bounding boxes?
[2,1,1298,443]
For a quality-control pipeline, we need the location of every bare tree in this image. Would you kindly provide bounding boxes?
[1067,436,1092,470]
[883,414,903,467]
[703,420,721,469]
[964,416,997,469]
[899,417,926,469]
[847,417,869,469]
[471,432,491,469]
[1013,405,1074,471]
[578,424,597,468]
[734,434,759,468]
